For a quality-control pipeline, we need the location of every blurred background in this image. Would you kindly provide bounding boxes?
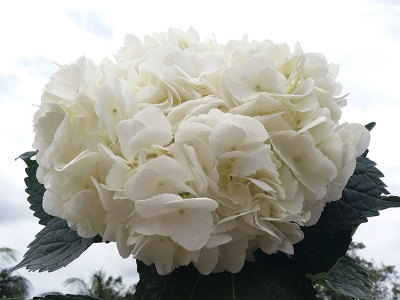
[0,0,399,296]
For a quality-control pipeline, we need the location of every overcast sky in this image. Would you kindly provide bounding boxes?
[0,0,399,296]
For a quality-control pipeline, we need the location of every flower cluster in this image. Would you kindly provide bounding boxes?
[33,28,370,275]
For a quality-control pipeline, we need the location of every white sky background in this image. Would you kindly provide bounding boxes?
[0,0,399,296]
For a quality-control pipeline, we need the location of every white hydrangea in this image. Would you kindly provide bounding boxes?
[33,28,370,275]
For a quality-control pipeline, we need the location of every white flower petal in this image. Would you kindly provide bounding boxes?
[271,130,337,194]
[135,194,217,251]
[132,236,178,275]
[218,237,248,273]
[194,247,219,275]
[116,106,172,160]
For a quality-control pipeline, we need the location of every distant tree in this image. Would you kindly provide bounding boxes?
[123,283,136,300]
[0,248,18,266]
[0,247,31,299]
[316,242,400,299]
[64,270,135,299]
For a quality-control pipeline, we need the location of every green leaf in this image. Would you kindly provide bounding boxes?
[15,152,103,274]
[292,154,400,276]
[17,151,53,225]
[365,122,376,131]
[133,251,317,300]
[323,255,373,300]
[0,247,19,264]
[32,294,102,300]
[293,229,352,275]
[11,218,97,272]
[375,195,400,209]
[319,155,400,232]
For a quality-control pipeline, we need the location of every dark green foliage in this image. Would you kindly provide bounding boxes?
[11,218,96,272]
[293,229,353,275]
[364,122,376,132]
[13,152,102,274]
[316,242,400,300]
[305,155,400,235]
[134,251,317,300]
[17,151,53,226]
[322,255,373,300]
